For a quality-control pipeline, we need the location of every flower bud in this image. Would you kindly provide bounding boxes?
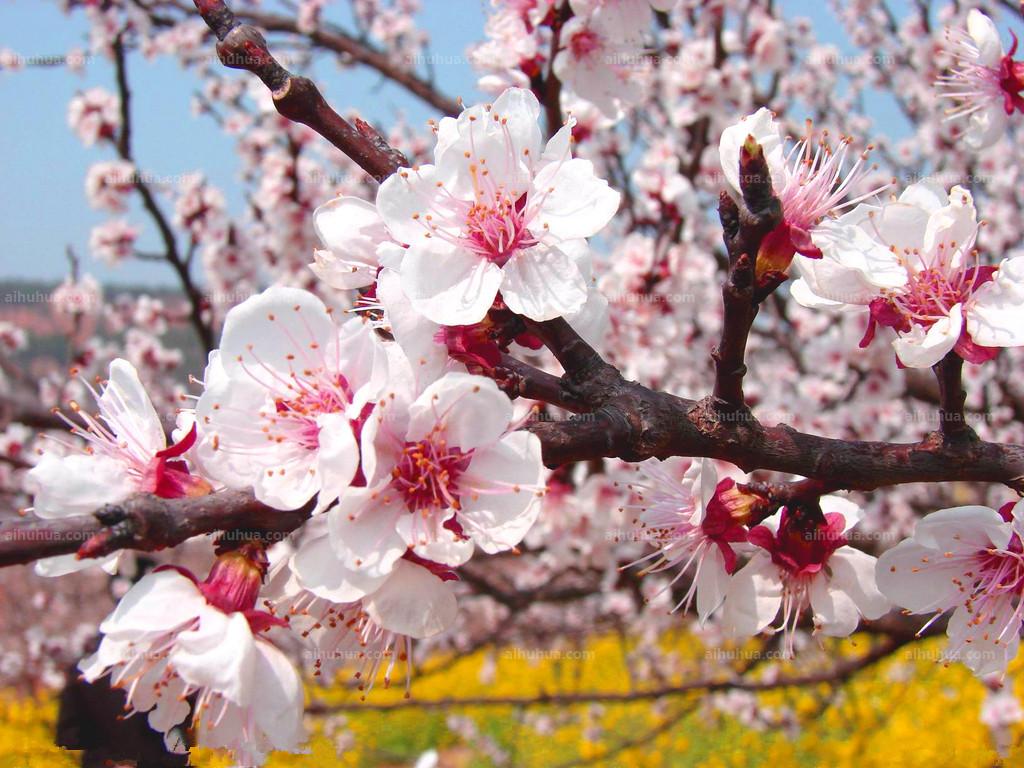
[200,540,269,614]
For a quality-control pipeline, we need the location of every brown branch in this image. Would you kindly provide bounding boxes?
[933,351,974,443]
[711,138,783,410]
[111,33,214,353]
[151,0,460,116]
[226,8,460,117]
[0,490,310,568]
[492,354,590,414]
[192,0,408,183]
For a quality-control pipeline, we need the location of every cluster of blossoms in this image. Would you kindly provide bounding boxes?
[626,459,889,657]
[14,1,1024,763]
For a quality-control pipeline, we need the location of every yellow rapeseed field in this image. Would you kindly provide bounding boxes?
[2,631,1020,767]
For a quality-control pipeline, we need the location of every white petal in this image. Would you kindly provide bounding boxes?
[171,609,256,705]
[501,245,588,321]
[967,256,1024,347]
[253,449,321,511]
[913,504,1011,551]
[100,570,207,638]
[892,304,962,368]
[401,245,504,326]
[313,196,387,263]
[720,553,783,637]
[376,164,450,245]
[875,538,977,613]
[828,547,889,620]
[968,10,1003,68]
[364,559,458,639]
[819,495,863,532]
[695,545,730,624]
[26,453,136,519]
[251,638,305,752]
[313,412,359,513]
[326,486,408,578]
[530,158,619,240]
[718,108,785,195]
[898,181,949,213]
[34,552,120,578]
[407,372,513,449]
[922,186,977,267]
[809,571,861,638]
[292,533,389,603]
[458,431,545,554]
[947,601,1020,677]
[409,526,476,567]
[377,269,446,386]
[101,358,166,456]
[219,286,334,387]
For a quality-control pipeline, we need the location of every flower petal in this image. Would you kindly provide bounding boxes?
[500,245,588,321]
[364,559,458,639]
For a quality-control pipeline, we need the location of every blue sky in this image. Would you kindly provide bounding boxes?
[0,0,918,286]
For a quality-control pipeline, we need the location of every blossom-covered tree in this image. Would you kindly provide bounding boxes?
[4,0,1024,764]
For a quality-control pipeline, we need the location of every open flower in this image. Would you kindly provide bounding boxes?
[876,501,1024,677]
[193,286,387,512]
[626,458,751,623]
[792,182,1024,367]
[328,371,545,578]
[309,196,394,290]
[277,528,459,695]
[936,10,1024,150]
[719,108,884,280]
[26,359,210,577]
[552,1,648,120]
[720,497,889,656]
[80,545,304,766]
[376,87,619,325]
[67,86,120,146]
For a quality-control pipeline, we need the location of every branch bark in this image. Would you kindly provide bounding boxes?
[0,490,310,568]
[192,0,408,182]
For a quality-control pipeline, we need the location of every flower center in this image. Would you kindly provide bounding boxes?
[891,265,972,323]
[391,435,472,513]
[569,28,602,59]
[267,373,352,450]
[462,193,536,266]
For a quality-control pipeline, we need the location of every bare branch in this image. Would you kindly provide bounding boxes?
[933,351,974,443]
[0,490,310,568]
[192,0,408,182]
[111,33,214,352]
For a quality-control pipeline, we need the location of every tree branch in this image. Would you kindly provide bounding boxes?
[192,0,408,182]
[111,33,214,352]
[933,351,974,443]
[0,490,310,568]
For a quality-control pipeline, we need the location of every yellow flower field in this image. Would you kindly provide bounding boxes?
[3,632,1021,767]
